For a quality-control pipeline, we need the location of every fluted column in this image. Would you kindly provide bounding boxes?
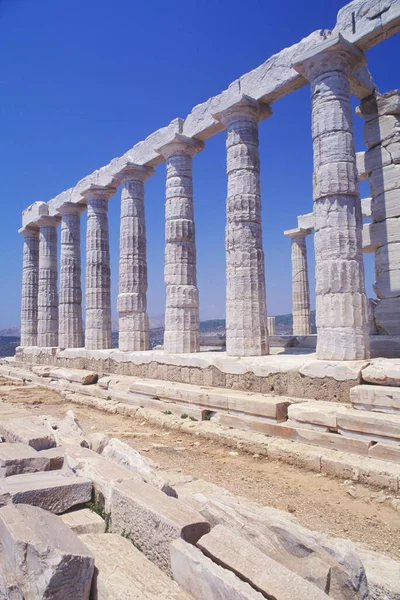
[58,203,84,349]
[213,96,270,357]
[83,186,116,350]
[118,165,154,352]
[293,36,370,360]
[156,134,204,354]
[267,316,276,336]
[20,226,39,346]
[284,228,312,336]
[37,216,60,347]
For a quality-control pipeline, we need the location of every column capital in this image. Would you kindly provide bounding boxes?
[212,95,272,127]
[292,34,366,81]
[120,163,155,184]
[58,202,86,216]
[36,215,61,228]
[18,225,39,237]
[156,133,204,160]
[284,227,312,240]
[81,185,117,202]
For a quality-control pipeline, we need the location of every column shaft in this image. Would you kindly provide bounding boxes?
[20,228,39,346]
[38,218,59,347]
[291,235,312,336]
[59,204,83,348]
[118,167,153,352]
[84,189,114,350]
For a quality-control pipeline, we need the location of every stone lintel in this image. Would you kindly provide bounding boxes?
[18,225,40,236]
[36,215,61,228]
[80,185,117,202]
[292,34,366,80]
[58,202,86,216]
[119,163,155,184]
[284,227,312,239]
[212,94,272,127]
[155,133,204,159]
[22,201,49,229]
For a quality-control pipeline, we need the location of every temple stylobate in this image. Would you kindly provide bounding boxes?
[18,1,400,363]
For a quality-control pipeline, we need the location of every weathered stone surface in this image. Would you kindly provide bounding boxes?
[374,297,400,335]
[337,410,400,444]
[50,368,97,385]
[52,410,89,447]
[198,525,330,600]
[20,228,39,348]
[171,538,264,600]
[287,401,348,431]
[0,504,94,600]
[102,437,177,496]
[356,544,400,600]
[266,316,276,336]
[284,228,312,336]
[0,416,56,450]
[363,114,400,149]
[31,365,52,377]
[86,432,109,454]
[368,442,400,463]
[0,470,92,513]
[39,446,65,470]
[81,533,191,599]
[350,384,400,413]
[37,217,59,348]
[0,443,50,477]
[60,507,106,534]
[362,358,400,385]
[110,477,210,574]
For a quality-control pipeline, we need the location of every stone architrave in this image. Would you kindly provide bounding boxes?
[293,35,370,361]
[213,96,270,357]
[284,227,312,336]
[83,186,116,350]
[37,216,60,348]
[58,203,84,349]
[156,134,204,354]
[117,165,154,352]
[20,227,39,347]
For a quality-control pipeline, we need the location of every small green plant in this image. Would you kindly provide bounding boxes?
[163,410,172,415]
[204,411,212,421]
[106,395,111,401]
[189,416,198,422]
[181,413,188,419]
[121,528,131,540]
[131,539,143,552]
[104,512,111,533]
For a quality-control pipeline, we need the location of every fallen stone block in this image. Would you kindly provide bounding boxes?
[86,432,109,454]
[355,543,400,600]
[0,470,92,514]
[287,401,348,432]
[110,478,210,574]
[171,538,266,600]
[0,443,50,477]
[368,442,400,463]
[337,410,400,444]
[0,503,94,599]
[50,367,98,385]
[39,446,65,470]
[362,358,400,386]
[0,416,56,450]
[350,384,400,414]
[52,410,89,447]
[197,525,329,599]
[31,365,52,377]
[0,544,23,600]
[102,437,177,497]
[60,507,106,534]
[80,533,191,599]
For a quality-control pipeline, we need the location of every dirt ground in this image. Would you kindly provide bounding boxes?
[1,376,400,561]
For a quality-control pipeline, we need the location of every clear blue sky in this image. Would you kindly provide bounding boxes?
[0,0,398,327]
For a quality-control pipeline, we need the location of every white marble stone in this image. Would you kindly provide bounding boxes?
[293,36,370,361]
[118,165,154,352]
[19,227,39,347]
[156,134,204,354]
[83,186,116,350]
[58,203,84,349]
[284,228,312,336]
[37,216,60,348]
[213,96,270,357]
[266,316,276,336]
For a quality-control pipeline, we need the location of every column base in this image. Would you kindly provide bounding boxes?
[316,327,370,361]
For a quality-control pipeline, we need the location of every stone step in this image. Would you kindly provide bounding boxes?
[60,507,106,535]
[361,358,400,387]
[0,470,92,514]
[0,443,50,477]
[368,443,400,464]
[0,416,56,450]
[350,384,400,413]
[337,410,400,445]
[49,367,98,385]
[287,401,348,431]
[80,533,191,599]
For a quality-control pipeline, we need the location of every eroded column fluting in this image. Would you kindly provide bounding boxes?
[294,37,370,360]
[214,96,270,357]
[156,134,204,354]
[83,187,115,350]
[37,216,59,347]
[20,227,39,346]
[284,228,312,336]
[118,166,154,352]
[58,203,84,349]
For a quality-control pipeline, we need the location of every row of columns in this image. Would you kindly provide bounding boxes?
[20,35,371,360]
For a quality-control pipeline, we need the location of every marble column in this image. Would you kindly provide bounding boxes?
[293,36,370,360]
[156,134,204,354]
[20,227,39,346]
[37,216,59,347]
[267,316,276,336]
[83,186,116,350]
[213,96,270,357]
[118,165,154,352]
[284,228,312,336]
[58,203,84,349]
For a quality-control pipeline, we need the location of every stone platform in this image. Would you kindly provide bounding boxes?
[14,346,370,403]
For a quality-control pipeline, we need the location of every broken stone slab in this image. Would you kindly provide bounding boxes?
[337,409,400,444]
[49,368,98,385]
[362,358,400,385]
[38,446,65,470]
[0,470,92,514]
[355,543,400,600]
[0,544,23,600]
[86,432,109,454]
[0,416,56,450]
[197,525,329,600]
[350,384,400,413]
[80,533,191,599]
[0,504,94,599]
[31,365,52,377]
[0,443,50,477]
[110,477,210,575]
[368,442,400,463]
[60,507,106,535]
[171,538,264,600]
[102,437,177,497]
[52,410,89,447]
[287,401,349,432]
